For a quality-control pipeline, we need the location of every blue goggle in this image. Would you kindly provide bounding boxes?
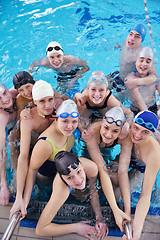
[56,111,79,119]
[133,117,156,132]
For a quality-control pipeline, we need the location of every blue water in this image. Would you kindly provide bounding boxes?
[1,0,160,209]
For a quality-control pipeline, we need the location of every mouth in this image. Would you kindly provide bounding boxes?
[132,135,142,142]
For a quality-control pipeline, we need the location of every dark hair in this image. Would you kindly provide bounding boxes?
[13,71,35,90]
[55,151,80,176]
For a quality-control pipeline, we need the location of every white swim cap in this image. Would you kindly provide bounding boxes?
[56,99,79,118]
[46,41,64,57]
[88,71,108,87]
[32,80,54,101]
[0,82,7,93]
[138,47,153,60]
[103,106,126,127]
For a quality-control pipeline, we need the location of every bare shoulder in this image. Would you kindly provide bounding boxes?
[79,157,98,178]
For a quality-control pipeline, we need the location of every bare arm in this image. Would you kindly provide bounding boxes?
[29,57,50,73]
[0,113,10,205]
[132,149,160,240]
[118,137,133,216]
[130,88,148,111]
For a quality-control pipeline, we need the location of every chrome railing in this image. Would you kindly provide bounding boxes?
[2,211,22,240]
[123,220,132,239]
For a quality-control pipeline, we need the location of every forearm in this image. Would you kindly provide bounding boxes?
[0,138,8,188]
[120,104,134,125]
[131,88,148,111]
[36,222,78,237]
[23,168,37,207]
[133,196,151,239]
[138,74,157,86]
[16,157,29,198]
[118,172,131,215]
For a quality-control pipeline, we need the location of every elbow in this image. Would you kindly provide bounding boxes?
[35,225,44,236]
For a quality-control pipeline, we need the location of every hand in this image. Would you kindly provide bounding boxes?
[20,108,32,119]
[0,186,10,205]
[76,94,87,107]
[95,221,108,239]
[10,197,27,220]
[75,221,97,239]
[81,129,93,142]
[125,75,138,90]
[118,122,129,139]
[114,208,131,232]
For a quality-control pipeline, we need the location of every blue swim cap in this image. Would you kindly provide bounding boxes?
[130,24,146,42]
[133,110,158,132]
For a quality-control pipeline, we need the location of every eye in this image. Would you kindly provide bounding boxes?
[49,97,54,102]
[3,90,7,95]
[100,88,105,92]
[67,176,72,180]
[39,99,45,103]
[77,169,81,174]
[113,130,119,133]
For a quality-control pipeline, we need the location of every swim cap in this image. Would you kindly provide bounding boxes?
[0,82,7,93]
[130,24,146,42]
[103,106,126,127]
[56,99,79,118]
[138,47,153,60]
[88,71,108,87]
[13,71,35,90]
[55,151,80,176]
[32,80,54,101]
[46,41,64,57]
[133,110,158,132]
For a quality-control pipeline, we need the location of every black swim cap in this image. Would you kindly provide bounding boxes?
[55,151,80,176]
[13,71,35,90]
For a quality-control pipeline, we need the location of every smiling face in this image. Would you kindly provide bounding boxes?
[100,121,121,144]
[35,96,55,116]
[61,163,86,190]
[18,83,34,100]
[48,52,64,68]
[130,122,153,144]
[0,89,13,109]
[88,85,107,105]
[57,116,79,137]
[135,57,152,77]
[126,30,142,48]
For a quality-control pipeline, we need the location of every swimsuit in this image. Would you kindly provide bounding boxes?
[99,135,119,149]
[38,134,75,177]
[86,91,112,111]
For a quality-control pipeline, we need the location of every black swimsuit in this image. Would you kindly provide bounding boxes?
[86,91,112,111]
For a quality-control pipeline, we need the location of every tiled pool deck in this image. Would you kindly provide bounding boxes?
[0,203,160,240]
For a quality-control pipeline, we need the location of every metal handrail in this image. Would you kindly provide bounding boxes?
[123,219,132,239]
[2,211,22,240]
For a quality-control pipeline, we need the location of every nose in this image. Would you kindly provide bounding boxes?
[74,175,81,185]
[105,130,113,138]
[134,130,142,138]
[24,89,30,96]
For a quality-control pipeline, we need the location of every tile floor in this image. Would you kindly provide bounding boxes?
[0,203,160,240]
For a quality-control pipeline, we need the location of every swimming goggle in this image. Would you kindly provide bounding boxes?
[56,111,79,119]
[47,46,63,52]
[60,162,79,175]
[89,77,107,85]
[133,117,156,131]
[104,116,123,127]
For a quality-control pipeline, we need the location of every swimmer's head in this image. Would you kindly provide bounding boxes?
[56,99,79,119]
[138,47,153,60]
[55,151,86,190]
[46,41,64,57]
[133,110,158,132]
[88,71,108,88]
[13,71,35,90]
[130,24,146,42]
[55,151,80,176]
[103,106,126,128]
[32,80,54,101]
[0,82,7,93]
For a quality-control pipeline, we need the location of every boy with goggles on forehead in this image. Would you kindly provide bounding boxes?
[30,151,108,239]
[74,70,133,138]
[29,41,89,92]
[115,110,160,240]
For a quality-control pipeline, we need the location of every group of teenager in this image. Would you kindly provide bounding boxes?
[0,23,160,240]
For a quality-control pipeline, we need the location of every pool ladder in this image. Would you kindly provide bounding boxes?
[123,219,132,239]
[1,211,22,240]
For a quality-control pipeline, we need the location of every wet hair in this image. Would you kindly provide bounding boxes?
[55,151,80,176]
[13,71,35,90]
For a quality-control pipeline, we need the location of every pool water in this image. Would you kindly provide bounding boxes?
[1,0,160,209]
